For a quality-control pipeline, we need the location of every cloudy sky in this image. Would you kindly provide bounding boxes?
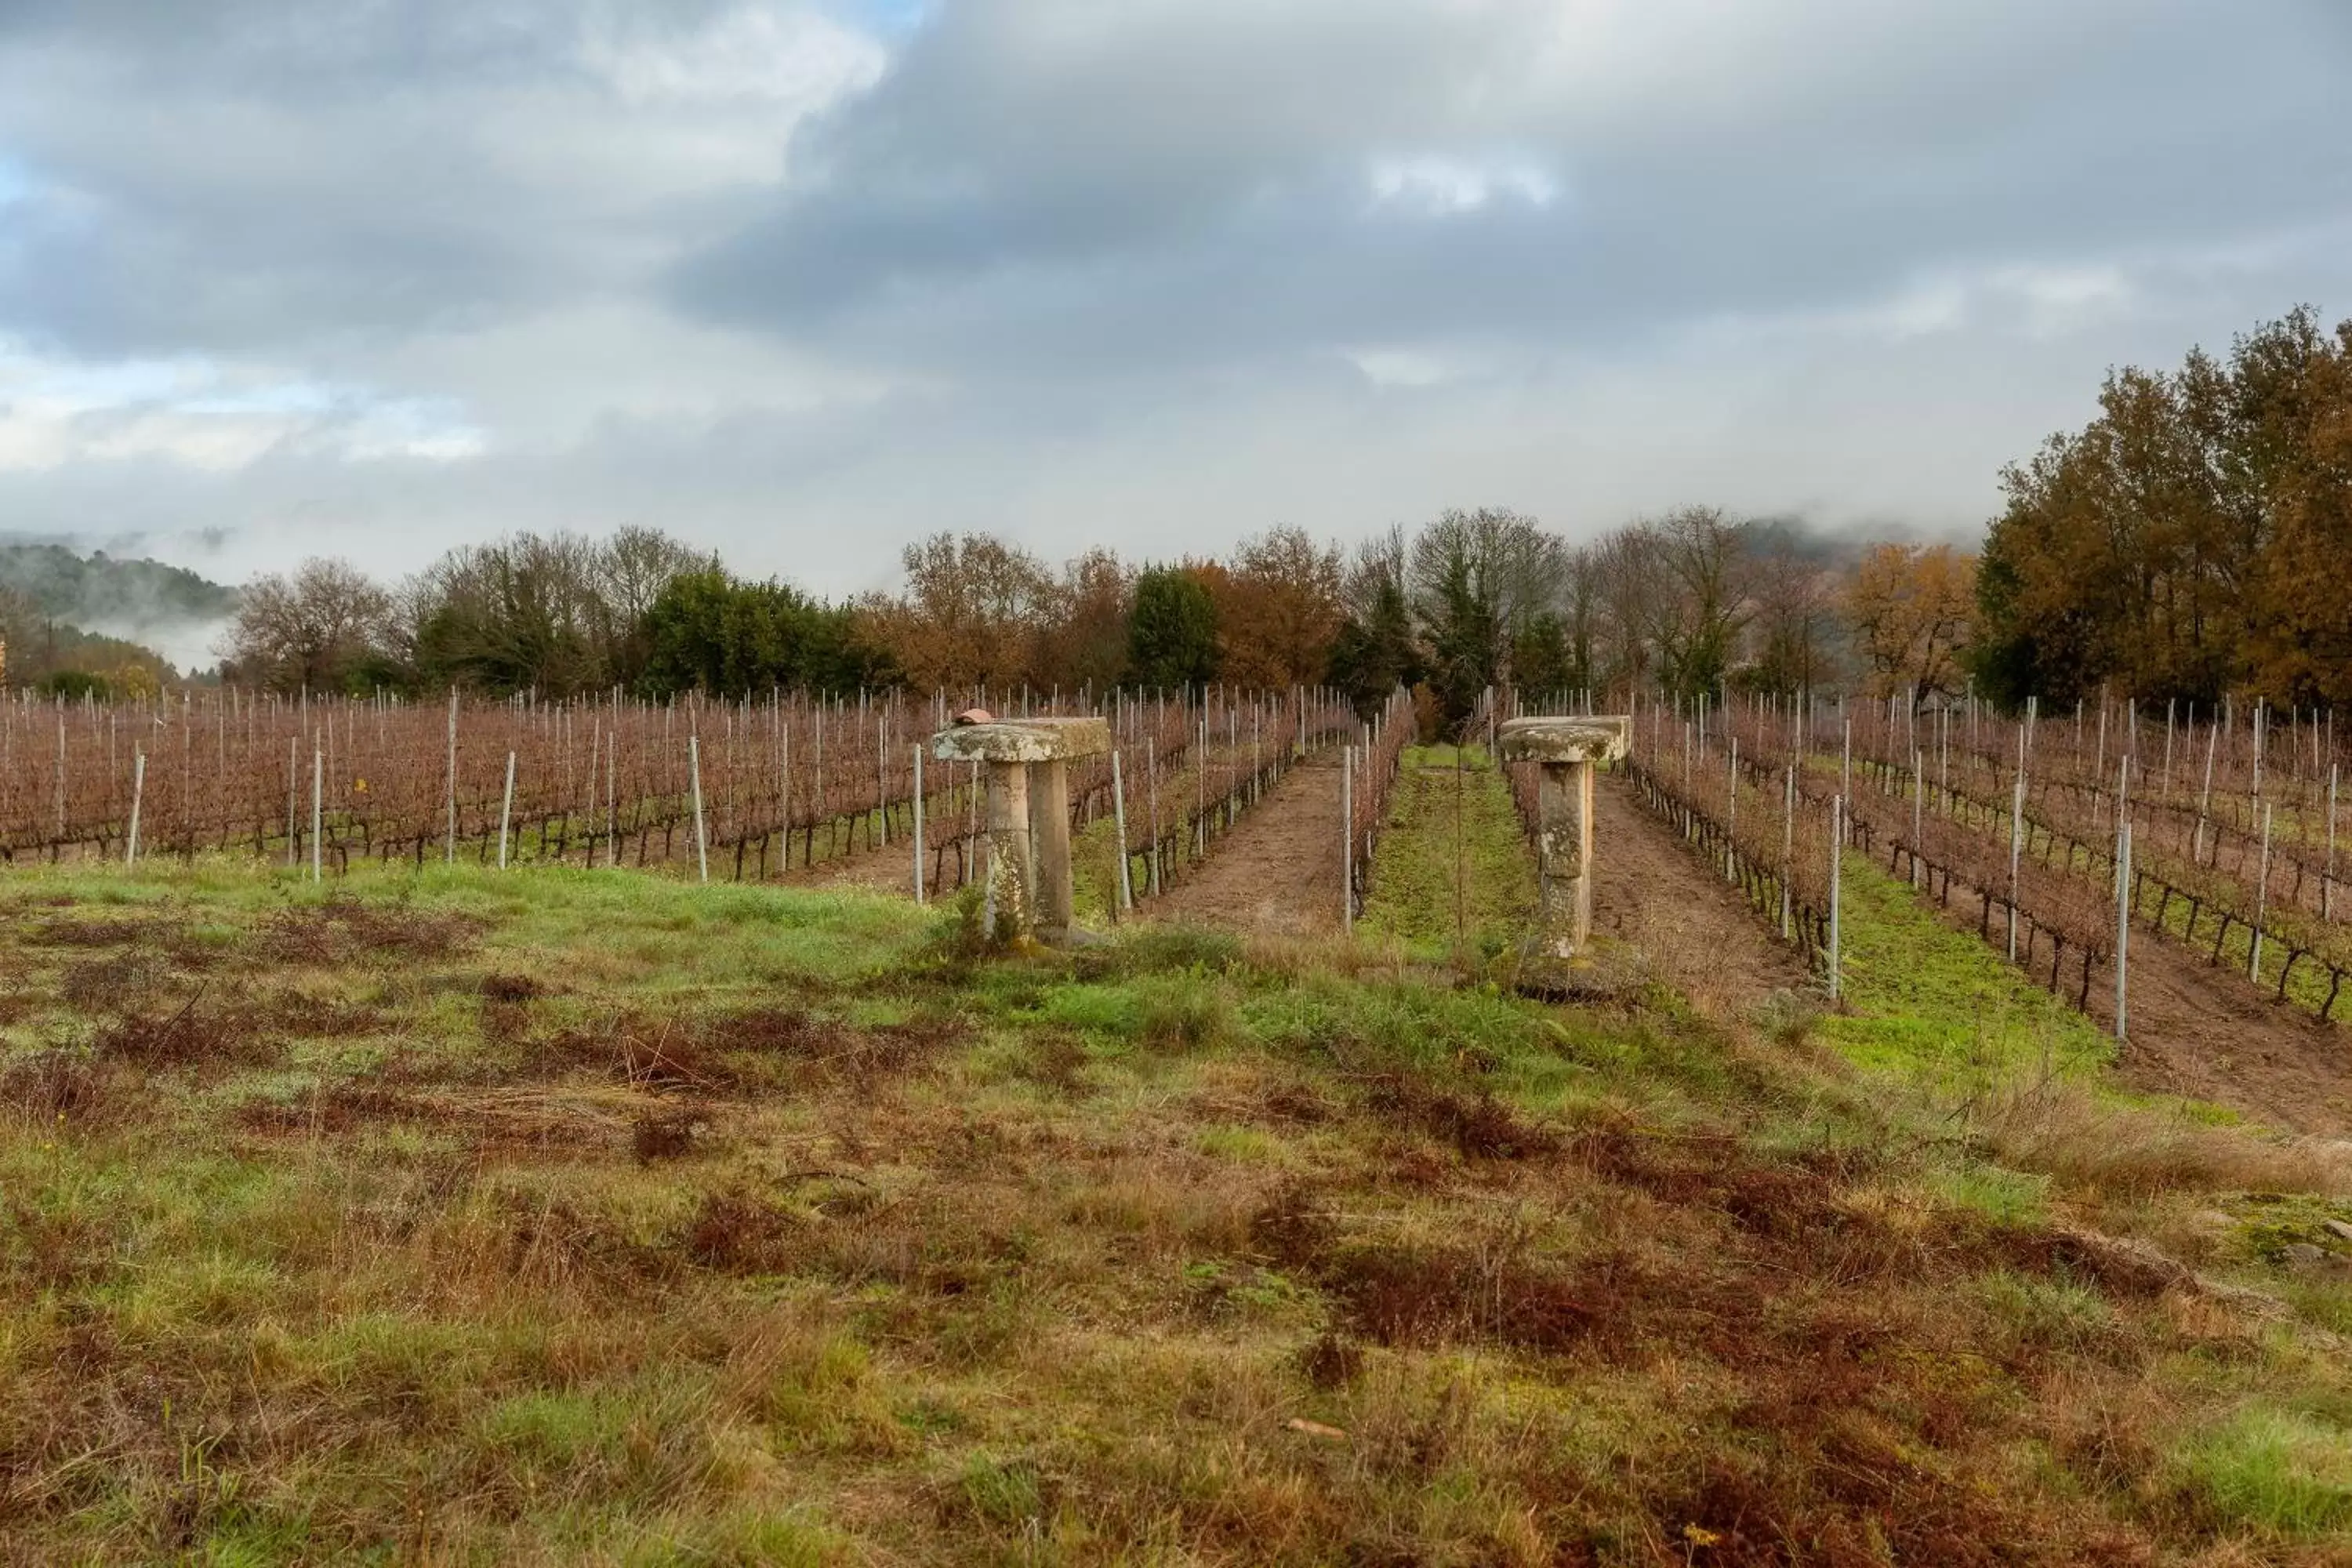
[1,0,2348,598]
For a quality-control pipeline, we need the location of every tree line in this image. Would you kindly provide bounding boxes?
[217,511,1980,727]
[1973,306,2352,710]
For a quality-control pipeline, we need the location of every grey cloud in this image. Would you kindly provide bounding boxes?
[0,0,867,358]
[675,0,2352,376]
[0,0,2350,593]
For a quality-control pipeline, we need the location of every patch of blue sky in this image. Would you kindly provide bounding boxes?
[2,351,205,408]
[822,0,931,41]
[178,379,341,417]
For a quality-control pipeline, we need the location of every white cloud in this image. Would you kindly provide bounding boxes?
[1367,154,1559,216]
[0,341,486,472]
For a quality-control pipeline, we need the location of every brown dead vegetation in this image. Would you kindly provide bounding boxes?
[1232,1101,2271,1566]
[536,1004,963,1096]
[1362,1071,1555,1159]
[258,896,482,964]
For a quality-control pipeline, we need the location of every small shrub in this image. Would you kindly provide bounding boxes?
[2177,1406,2352,1534]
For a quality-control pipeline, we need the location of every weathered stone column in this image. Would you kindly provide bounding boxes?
[983,753,1033,938]
[1497,717,1632,959]
[1029,757,1073,942]
[932,717,1110,946]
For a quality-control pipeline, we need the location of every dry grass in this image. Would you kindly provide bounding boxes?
[0,861,2348,1563]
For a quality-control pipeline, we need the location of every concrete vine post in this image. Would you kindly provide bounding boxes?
[1912,748,1924,889]
[1725,739,1739,882]
[2197,722,2218,866]
[2116,763,2132,1042]
[312,746,325,884]
[1341,745,1354,933]
[445,688,459,864]
[2326,763,2340,923]
[1112,749,1133,914]
[498,750,516,870]
[126,749,145,866]
[2162,699,2176,798]
[1829,795,1844,1002]
[1780,764,1795,940]
[2009,762,2026,963]
[2252,803,2274,986]
[689,735,709,884]
[912,745,926,906]
[1147,738,1162,898]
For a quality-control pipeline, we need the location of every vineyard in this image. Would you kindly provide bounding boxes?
[9,680,2352,1562]
[0,686,1362,903]
[18,677,2352,1028]
[1529,685,2352,1033]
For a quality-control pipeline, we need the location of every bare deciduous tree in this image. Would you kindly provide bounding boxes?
[220,557,394,693]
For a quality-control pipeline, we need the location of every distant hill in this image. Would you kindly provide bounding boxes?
[0,541,240,675]
[0,541,238,625]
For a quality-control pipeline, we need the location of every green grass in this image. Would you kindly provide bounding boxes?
[1,853,2350,1559]
[1822,848,2116,1087]
[2178,1406,2352,1534]
[1356,744,1537,961]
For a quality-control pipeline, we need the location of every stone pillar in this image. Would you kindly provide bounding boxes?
[1497,717,1632,960]
[1029,757,1073,943]
[983,757,1033,940]
[933,717,1111,946]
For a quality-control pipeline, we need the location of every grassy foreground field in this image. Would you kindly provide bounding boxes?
[4,840,2352,1563]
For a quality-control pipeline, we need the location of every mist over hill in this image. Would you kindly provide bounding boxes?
[0,540,240,672]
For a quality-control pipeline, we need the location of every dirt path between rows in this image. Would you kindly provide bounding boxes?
[800,825,923,896]
[1609,764,2352,1133]
[1151,752,1347,936]
[1590,771,1814,1023]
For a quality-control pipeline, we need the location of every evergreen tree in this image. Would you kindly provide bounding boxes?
[1125,567,1221,689]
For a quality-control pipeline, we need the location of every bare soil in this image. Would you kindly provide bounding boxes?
[800,826,922,896]
[1892,844,2352,1137]
[1152,752,1347,935]
[1590,770,1813,1022]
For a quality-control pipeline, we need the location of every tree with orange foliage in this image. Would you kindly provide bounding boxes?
[1203,527,1345,688]
[855,532,1058,692]
[1847,542,1976,707]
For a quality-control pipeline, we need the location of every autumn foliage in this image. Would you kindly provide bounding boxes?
[1975,307,2352,710]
